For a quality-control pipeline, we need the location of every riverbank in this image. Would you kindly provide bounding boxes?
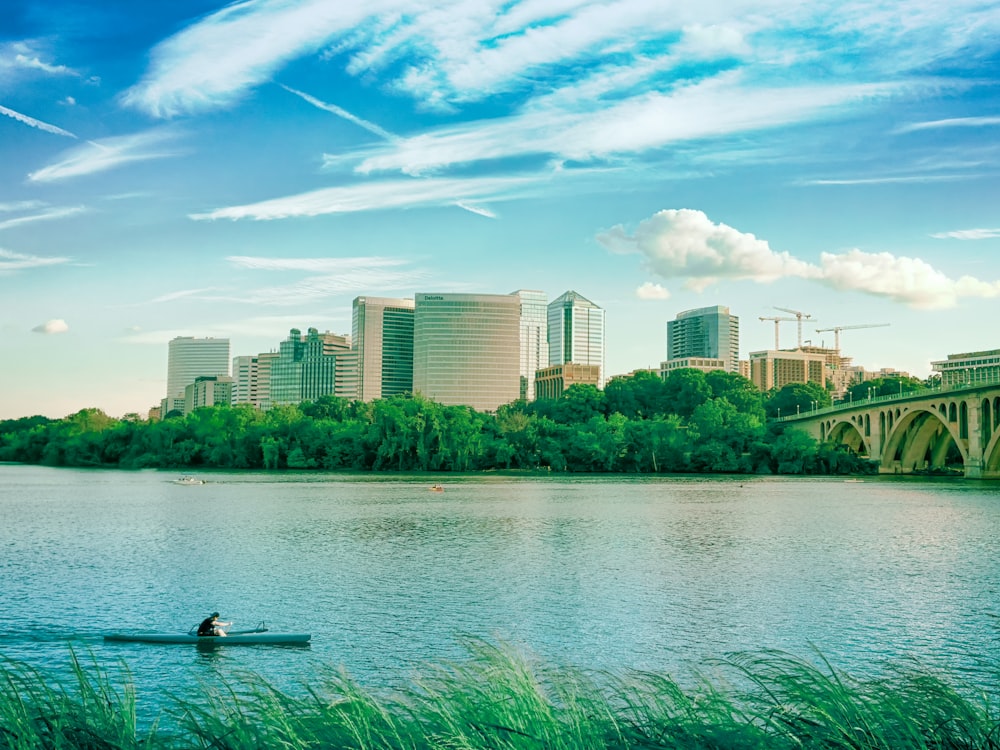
[3,642,997,749]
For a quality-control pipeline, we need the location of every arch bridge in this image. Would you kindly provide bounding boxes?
[777,382,1000,478]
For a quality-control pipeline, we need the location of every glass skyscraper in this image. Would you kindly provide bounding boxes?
[270,328,351,406]
[547,290,605,387]
[666,305,740,373]
[352,296,415,402]
[413,292,521,412]
[513,289,547,401]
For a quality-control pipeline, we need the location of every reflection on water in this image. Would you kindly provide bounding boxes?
[2,465,999,724]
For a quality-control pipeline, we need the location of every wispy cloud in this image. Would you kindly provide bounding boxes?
[0,248,71,274]
[600,208,1000,309]
[931,228,1000,240]
[897,116,1000,133]
[150,287,218,303]
[280,84,397,140]
[354,75,903,175]
[121,0,374,117]
[14,54,78,77]
[0,201,45,213]
[27,129,182,183]
[0,206,86,231]
[216,255,424,305]
[455,202,496,219]
[190,174,540,220]
[801,174,972,186]
[0,104,76,138]
[31,319,69,334]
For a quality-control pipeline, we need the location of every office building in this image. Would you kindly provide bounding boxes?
[231,355,258,406]
[413,292,521,412]
[270,328,351,407]
[749,348,827,392]
[659,357,727,377]
[513,289,548,401]
[352,296,415,402]
[666,305,739,373]
[931,349,1000,388]
[535,363,601,400]
[548,290,605,387]
[184,376,234,413]
[162,336,230,417]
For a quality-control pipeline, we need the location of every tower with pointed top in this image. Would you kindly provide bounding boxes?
[547,290,605,388]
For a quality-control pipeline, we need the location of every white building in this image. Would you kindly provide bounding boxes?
[162,336,230,417]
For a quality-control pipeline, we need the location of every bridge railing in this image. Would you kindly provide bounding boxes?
[772,370,1000,422]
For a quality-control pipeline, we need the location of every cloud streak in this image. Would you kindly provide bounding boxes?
[281,84,397,141]
[599,208,1000,309]
[190,175,540,220]
[0,104,76,138]
[0,248,72,274]
[0,206,86,231]
[28,129,182,182]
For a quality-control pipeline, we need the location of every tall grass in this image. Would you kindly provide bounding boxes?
[2,642,998,749]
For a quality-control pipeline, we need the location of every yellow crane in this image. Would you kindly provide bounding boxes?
[815,323,890,351]
[773,307,812,349]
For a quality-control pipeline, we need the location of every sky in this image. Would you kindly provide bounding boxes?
[2,0,1000,419]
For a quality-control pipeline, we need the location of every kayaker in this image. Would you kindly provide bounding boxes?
[197,612,231,637]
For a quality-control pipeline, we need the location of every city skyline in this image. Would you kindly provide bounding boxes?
[2,0,1000,419]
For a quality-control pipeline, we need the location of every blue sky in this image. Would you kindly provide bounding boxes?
[2,0,999,419]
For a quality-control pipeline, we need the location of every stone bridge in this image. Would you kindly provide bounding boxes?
[775,380,1000,478]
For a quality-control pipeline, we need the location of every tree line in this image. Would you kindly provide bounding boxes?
[0,369,917,475]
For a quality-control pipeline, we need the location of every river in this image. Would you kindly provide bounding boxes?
[1,465,998,722]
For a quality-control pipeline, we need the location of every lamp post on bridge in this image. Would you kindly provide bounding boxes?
[867,387,873,401]
[796,404,800,415]
[812,400,818,412]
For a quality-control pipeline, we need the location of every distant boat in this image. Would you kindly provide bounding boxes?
[843,478,865,483]
[429,484,444,492]
[173,476,205,485]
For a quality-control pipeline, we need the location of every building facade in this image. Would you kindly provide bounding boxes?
[231,355,258,406]
[547,290,605,387]
[535,363,602,400]
[352,296,415,402]
[184,375,234,413]
[413,292,521,412]
[749,348,827,392]
[659,357,727,377]
[931,349,1000,388]
[270,328,351,407]
[666,305,739,373]
[513,289,548,401]
[162,336,230,417]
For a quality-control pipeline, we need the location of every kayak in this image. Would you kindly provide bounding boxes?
[104,628,310,645]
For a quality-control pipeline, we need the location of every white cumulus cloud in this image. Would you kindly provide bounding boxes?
[600,208,1000,309]
[636,282,670,299]
[597,208,820,291]
[32,319,69,334]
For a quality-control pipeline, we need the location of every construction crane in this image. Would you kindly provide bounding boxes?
[815,323,890,351]
[774,307,812,349]
[759,315,797,349]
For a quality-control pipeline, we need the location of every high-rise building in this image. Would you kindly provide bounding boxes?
[513,289,547,401]
[413,292,521,412]
[548,290,605,387]
[255,351,279,410]
[184,376,234,413]
[666,305,739,373]
[162,336,230,416]
[352,296,415,402]
[231,355,258,406]
[749,348,827,392]
[270,328,351,407]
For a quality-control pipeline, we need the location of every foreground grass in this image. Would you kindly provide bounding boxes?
[2,642,998,749]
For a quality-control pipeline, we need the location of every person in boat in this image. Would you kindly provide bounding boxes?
[197,612,231,637]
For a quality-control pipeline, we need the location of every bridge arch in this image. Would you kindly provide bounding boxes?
[881,405,967,474]
[825,418,869,457]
